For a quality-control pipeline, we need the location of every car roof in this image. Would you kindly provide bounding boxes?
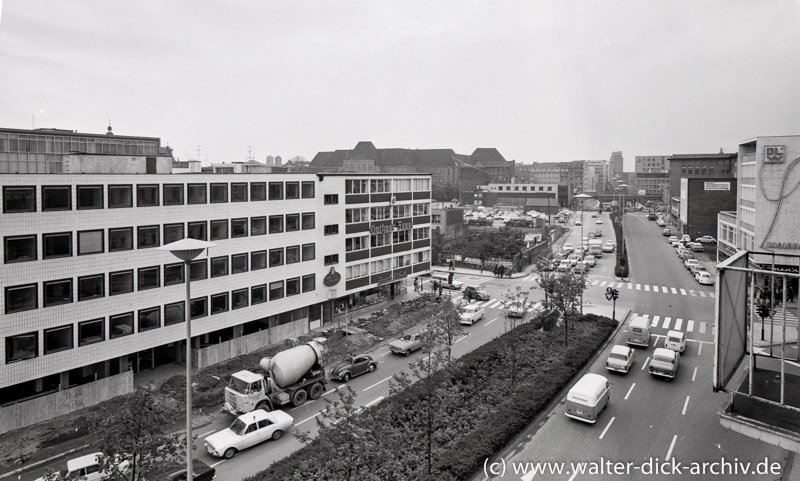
[610,345,631,355]
[570,373,609,396]
[464,304,480,310]
[653,347,676,357]
[237,409,270,423]
[67,452,102,471]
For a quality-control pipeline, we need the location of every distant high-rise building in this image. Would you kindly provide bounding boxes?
[275,155,282,166]
[609,151,624,177]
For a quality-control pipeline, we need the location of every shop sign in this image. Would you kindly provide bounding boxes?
[704,182,730,191]
[755,262,799,274]
[393,221,412,231]
[638,189,646,196]
[378,271,408,286]
[370,223,392,234]
[764,146,785,164]
[323,267,342,287]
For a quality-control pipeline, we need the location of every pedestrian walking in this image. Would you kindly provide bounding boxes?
[433,280,439,294]
[438,284,443,296]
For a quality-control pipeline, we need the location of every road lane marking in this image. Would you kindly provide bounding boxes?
[666,434,678,460]
[687,320,695,332]
[689,290,696,297]
[600,280,607,286]
[454,334,468,344]
[698,342,703,355]
[485,316,500,326]
[591,280,599,286]
[364,376,393,391]
[680,288,687,296]
[662,286,668,293]
[692,366,698,382]
[642,357,650,371]
[599,416,616,439]
[617,282,624,288]
[297,413,321,426]
[627,283,633,289]
[636,284,641,290]
[682,396,690,415]
[365,396,385,408]
[699,322,707,334]
[379,351,392,357]
[671,287,678,295]
[651,316,660,328]
[699,291,707,298]
[644,284,650,292]
[209,459,227,468]
[198,429,216,438]
[662,317,671,329]
[624,383,636,400]
[674,318,683,330]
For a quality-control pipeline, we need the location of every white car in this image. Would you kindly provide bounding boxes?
[696,235,717,244]
[582,255,596,268]
[695,271,714,285]
[562,243,574,253]
[205,409,293,459]
[595,219,603,224]
[602,242,615,253]
[460,304,485,325]
[656,218,666,226]
[35,453,129,481]
[684,259,700,271]
[606,345,635,373]
[575,219,582,226]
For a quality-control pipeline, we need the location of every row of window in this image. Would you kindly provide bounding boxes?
[3,214,315,263]
[345,251,429,280]
[0,133,159,156]
[345,227,430,252]
[344,178,430,194]
[4,245,316,313]
[344,204,430,223]
[4,276,316,364]
[2,181,315,213]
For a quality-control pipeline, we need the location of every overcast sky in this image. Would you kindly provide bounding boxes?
[1,1,798,170]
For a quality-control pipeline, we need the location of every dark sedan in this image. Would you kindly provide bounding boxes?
[329,354,377,382]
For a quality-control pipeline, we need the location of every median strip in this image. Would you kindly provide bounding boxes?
[692,366,698,382]
[365,396,385,408]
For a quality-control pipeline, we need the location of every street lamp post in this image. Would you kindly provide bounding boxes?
[158,238,216,480]
[573,193,592,315]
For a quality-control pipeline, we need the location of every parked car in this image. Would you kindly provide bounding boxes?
[431,273,463,290]
[594,229,603,237]
[647,212,657,220]
[668,235,679,244]
[690,242,705,252]
[35,453,130,481]
[595,219,603,224]
[684,259,700,271]
[460,304,485,325]
[602,242,615,253]
[390,332,426,356]
[556,260,571,273]
[680,234,692,243]
[329,353,377,382]
[591,212,598,218]
[562,243,574,253]
[662,228,673,236]
[606,345,635,373]
[695,271,714,285]
[696,235,717,244]
[678,250,694,261]
[463,286,490,301]
[205,409,293,459]
[506,300,527,318]
[656,218,666,226]
[648,348,680,379]
[156,459,217,481]
[690,264,708,276]
[575,219,582,226]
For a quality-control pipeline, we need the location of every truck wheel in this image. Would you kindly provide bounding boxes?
[342,372,351,382]
[272,429,284,441]
[292,389,308,407]
[224,448,237,459]
[308,383,324,400]
[255,401,270,412]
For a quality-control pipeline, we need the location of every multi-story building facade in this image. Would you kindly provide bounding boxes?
[473,182,562,213]
[609,151,624,178]
[0,168,431,408]
[666,152,737,201]
[518,161,584,196]
[633,172,670,198]
[634,155,670,173]
[583,160,609,194]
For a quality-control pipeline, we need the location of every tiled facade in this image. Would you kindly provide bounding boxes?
[0,172,431,401]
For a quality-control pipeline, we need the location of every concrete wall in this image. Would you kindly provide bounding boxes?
[0,371,133,435]
[194,319,307,369]
[63,154,173,173]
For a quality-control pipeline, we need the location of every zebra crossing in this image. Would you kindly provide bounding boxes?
[630,312,710,334]
[588,279,715,298]
[751,305,799,328]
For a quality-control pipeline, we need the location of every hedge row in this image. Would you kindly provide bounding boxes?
[245,313,617,480]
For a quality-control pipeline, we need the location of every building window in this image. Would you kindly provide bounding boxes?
[110,312,134,338]
[211,256,229,278]
[392,204,410,218]
[108,185,133,208]
[346,208,369,223]
[393,230,410,244]
[251,217,267,236]
[42,185,71,211]
[188,184,207,204]
[302,213,315,230]
[413,227,429,240]
[231,218,248,238]
[231,183,248,202]
[79,319,105,346]
[163,223,185,244]
[190,297,208,319]
[5,332,38,363]
[43,232,72,259]
[211,292,229,314]
[269,248,284,267]
[413,203,429,216]
[393,254,411,268]
[251,284,267,305]
[324,254,339,265]
[371,258,391,273]
[163,184,184,206]
[231,253,249,274]
[371,232,391,247]
[324,194,338,204]
[392,179,411,192]
[269,182,284,200]
[109,270,134,295]
[210,183,228,203]
[138,266,161,290]
[346,235,369,252]
[285,182,300,200]
[210,220,229,240]
[251,250,267,270]
[188,221,207,241]
[371,179,390,193]
[137,225,160,249]
[190,259,208,281]
[4,235,37,263]
[416,251,429,263]
[136,185,159,207]
[251,182,266,201]
[286,214,300,232]
[346,263,369,279]
[324,224,339,235]
[104,230,132,254]
[286,245,300,264]
[164,301,185,326]
[44,325,73,355]
[138,307,161,332]
[164,262,185,286]
[302,243,315,261]
[44,278,73,307]
[269,281,284,300]
[302,274,315,292]
[3,186,36,213]
[78,229,104,255]
[301,181,315,198]
[371,206,391,221]
[78,274,104,301]
[77,185,103,210]
[286,277,300,297]
[345,179,368,194]
[5,284,37,313]
[269,215,284,234]
[232,288,249,310]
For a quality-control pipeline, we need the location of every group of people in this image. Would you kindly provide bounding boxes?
[413,277,443,296]
[493,265,510,277]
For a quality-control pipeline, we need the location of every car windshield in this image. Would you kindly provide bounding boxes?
[654,355,674,364]
[228,377,252,394]
[668,336,682,343]
[401,334,413,341]
[230,418,247,435]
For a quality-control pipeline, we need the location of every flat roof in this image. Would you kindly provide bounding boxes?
[0,127,160,142]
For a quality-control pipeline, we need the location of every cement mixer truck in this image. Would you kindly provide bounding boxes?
[222,340,327,415]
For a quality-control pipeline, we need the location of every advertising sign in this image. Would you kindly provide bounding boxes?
[764,145,785,164]
[637,189,646,196]
[323,267,342,287]
[704,182,730,191]
[756,141,800,252]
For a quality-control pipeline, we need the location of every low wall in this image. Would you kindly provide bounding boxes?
[194,319,307,369]
[0,371,134,435]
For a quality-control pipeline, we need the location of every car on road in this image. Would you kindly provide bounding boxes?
[602,241,615,253]
[606,345,635,373]
[567,254,582,267]
[582,255,596,268]
[647,212,657,220]
[205,409,293,459]
[35,453,130,481]
[690,264,708,276]
[684,259,700,271]
[656,218,666,226]
[565,373,611,424]
[562,243,574,253]
[595,219,603,224]
[668,235,678,244]
[460,304,485,325]
[591,212,598,218]
[662,228,673,236]
[575,219,582,226]
[690,242,705,252]
[594,229,603,237]
[648,348,680,379]
[680,234,692,243]
[390,332,426,356]
[695,271,714,285]
[506,300,528,318]
[696,235,717,244]
[463,286,490,301]
[556,260,571,273]
[329,353,377,382]
[665,330,686,353]
[572,263,588,275]
[431,273,463,290]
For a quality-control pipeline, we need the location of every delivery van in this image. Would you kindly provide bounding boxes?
[664,330,686,353]
[565,373,611,424]
[626,316,651,347]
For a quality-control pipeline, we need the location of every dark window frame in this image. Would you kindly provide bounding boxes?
[42,185,72,211]
[188,221,208,241]
[302,243,315,261]
[286,214,300,232]
[44,325,74,355]
[324,194,338,205]
[136,184,160,207]
[108,184,133,208]
[269,182,284,200]
[109,312,135,339]
[302,213,315,230]
[250,182,266,201]
[137,266,161,291]
[231,218,248,238]
[324,254,339,265]
[251,284,267,305]
[269,248,284,267]
[78,274,105,301]
[285,182,300,200]
[251,216,267,236]
[210,183,229,203]
[4,235,37,263]
[138,306,161,332]
[190,259,208,281]
[164,301,185,326]
[5,332,38,363]
[5,283,38,314]
[269,215,284,234]
[286,277,300,297]
[286,245,300,265]
[324,224,339,235]
[163,184,185,206]
[163,223,185,244]
[137,225,160,249]
[210,219,229,241]
[77,229,104,255]
[43,232,72,259]
[231,183,248,202]
[301,181,315,199]
[78,318,105,346]
[43,278,73,307]
[302,274,316,292]
[211,292,229,314]
[164,262,185,286]
[269,280,284,301]
[109,270,134,296]
[3,186,36,213]
[211,256,229,278]
[251,250,267,270]
[231,253,249,274]
[77,185,104,210]
[190,297,208,320]
[232,288,249,310]
[187,183,208,204]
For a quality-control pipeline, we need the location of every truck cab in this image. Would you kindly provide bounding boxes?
[224,371,269,415]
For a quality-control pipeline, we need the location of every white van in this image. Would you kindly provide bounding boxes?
[664,330,686,353]
[565,373,610,424]
[625,316,651,347]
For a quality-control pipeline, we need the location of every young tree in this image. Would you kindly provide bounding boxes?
[499,286,534,385]
[549,271,588,347]
[426,297,464,363]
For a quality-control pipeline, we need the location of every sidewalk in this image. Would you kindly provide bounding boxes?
[752,301,799,350]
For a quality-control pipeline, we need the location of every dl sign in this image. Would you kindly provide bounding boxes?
[765,146,785,164]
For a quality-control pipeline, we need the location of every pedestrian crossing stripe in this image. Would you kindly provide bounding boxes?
[687,320,695,332]
[651,316,660,328]
[680,288,687,296]
[699,291,707,298]
[631,312,708,333]
[645,285,650,292]
[674,318,683,330]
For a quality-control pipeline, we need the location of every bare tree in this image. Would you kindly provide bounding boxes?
[499,286,534,385]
